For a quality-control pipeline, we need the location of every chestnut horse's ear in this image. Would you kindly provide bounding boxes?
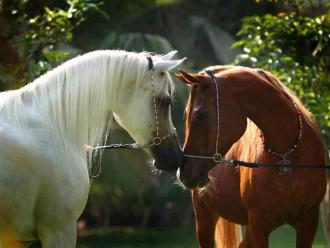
[175,70,199,85]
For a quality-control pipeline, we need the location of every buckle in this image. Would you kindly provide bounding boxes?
[152,137,162,146]
[212,153,223,163]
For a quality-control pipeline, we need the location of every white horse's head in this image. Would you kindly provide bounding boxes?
[113,51,186,173]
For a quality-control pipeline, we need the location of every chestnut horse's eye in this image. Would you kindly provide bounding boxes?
[195,109,207,121]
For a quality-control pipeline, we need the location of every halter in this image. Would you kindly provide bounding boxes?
[260,99,303,163]
[184,70,223,163]
[183,70,305,171]
[147,56,173,147]
[92,56,176,150]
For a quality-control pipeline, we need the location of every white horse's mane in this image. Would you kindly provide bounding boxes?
[0,50,174,170]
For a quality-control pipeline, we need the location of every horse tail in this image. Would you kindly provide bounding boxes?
[215,217,242,248]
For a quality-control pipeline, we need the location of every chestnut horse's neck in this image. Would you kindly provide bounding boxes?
[222,68,303,157]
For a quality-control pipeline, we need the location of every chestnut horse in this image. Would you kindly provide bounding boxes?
[176,66,327,248]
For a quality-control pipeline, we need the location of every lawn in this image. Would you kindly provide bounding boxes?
[77,223,327,248]
[77,227,196,248]
[270,224,327,248]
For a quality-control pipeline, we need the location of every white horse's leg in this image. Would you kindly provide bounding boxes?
[1,241,25,248]
[38,222,76,248]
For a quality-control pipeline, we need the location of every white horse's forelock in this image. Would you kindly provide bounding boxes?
[0,50,173,171]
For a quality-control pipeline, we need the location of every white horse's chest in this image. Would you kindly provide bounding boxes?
[0,124,90,241]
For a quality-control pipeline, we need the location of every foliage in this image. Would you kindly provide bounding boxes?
[72,0,156,50]
[0,0,103,88]
[85,125,191,228]
[254,0,329,11]
[233,11,330,147]
[87,129,153,227]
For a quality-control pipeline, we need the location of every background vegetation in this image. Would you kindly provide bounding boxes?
[0,0,329,247]
[234,0,330,145]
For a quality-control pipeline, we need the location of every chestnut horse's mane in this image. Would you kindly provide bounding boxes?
[205,66,322,163]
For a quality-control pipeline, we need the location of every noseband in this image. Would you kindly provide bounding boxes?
[184,70,224,163]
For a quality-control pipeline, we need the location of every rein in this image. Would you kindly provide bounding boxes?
[92,129,177,150]
[183,70,330,170]
[92,56,176,151]
[228,160,330,169]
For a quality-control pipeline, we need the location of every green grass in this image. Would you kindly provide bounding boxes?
[77,223,327,248]
[154,0,180,5]
[270,224,327,248]
[77,227,196,248]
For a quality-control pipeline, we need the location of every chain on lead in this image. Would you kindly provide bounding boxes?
[150,69,162,146]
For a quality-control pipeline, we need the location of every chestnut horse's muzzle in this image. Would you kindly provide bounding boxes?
[178,159,211,189]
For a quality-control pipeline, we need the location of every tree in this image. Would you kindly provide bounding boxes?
[233,0,330,149]
[0,0,103,89]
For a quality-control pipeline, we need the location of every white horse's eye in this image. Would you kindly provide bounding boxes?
[162,94,173,106]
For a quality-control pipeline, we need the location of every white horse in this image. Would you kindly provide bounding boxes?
[0,50,185,247]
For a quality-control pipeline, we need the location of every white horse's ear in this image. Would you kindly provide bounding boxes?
[161,50,178,61]
[154,57,187,72]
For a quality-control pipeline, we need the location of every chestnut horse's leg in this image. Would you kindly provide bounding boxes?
[192,190,218,248]
[292,207,319,248]
[239,226,254,248]
[249,224,270,248]
[239,210,271,248]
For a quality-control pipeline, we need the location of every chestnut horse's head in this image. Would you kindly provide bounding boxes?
[176,67,247,189]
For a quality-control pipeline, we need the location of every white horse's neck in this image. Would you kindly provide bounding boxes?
[0,50,149,166]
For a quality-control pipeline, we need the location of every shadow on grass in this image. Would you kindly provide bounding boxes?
[78,222,327,248]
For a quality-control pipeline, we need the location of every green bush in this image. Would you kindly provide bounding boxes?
[233,11,330,149]
[0,0,103,88]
